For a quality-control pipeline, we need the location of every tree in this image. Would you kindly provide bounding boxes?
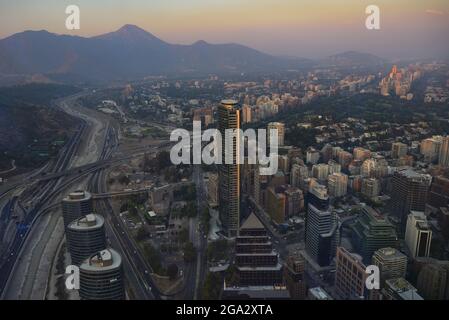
[128,205,138,216]
[174,184,196,201]
[178,201,197,218]
[142,243,165,275]
[178,229,189,243]
[207,240,228,262]
[200,207,211,235]
[201,272,222,299]
[135,226,147,242]
[118,174,130,185]
[183,242,196,263]
[225,265,239,287]
[142,150,171,174]
[167,263,179,280]
[154,150,172,172]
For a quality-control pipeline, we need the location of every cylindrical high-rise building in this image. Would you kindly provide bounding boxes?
[62,190,93,228]
[218,99,241,238]
[79,248,125,300]
[66,214,106,265]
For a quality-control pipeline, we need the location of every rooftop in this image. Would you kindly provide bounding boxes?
[223,285,290,299]
[309,183,329,200]
[240,212,265,230]
[221,99,238,106]
[309,287,333,300]
[396,168,432,182]
[80,248,122,271]
[65,190,92,201]
[68,213,104,230]
[374,247,406,260]
[385,278,423,300]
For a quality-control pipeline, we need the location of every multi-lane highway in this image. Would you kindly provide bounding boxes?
[0,92,121,299]
[0,115,87,297]
[0,90,181,300]
[87,124,162,300]
[182,165,208,299]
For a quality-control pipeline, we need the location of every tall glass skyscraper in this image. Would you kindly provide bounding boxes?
[218,99,241,238]
[305,183,340,267]
[390,168,431,234]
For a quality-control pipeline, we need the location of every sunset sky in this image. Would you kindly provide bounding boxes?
[1,0,448,59]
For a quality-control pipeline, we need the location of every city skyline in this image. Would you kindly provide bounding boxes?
[1,0,449,59]
[1,59,449,302]
[1,0,449,304]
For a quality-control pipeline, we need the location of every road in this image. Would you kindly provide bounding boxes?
[0,103,87,297]
[0,90,179,300]
[87,125,161,300]
[0,92,132,299]
[183,164,208,299]
[0,160,16,175]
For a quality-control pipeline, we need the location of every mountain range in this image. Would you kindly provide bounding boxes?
[0,24,387,83]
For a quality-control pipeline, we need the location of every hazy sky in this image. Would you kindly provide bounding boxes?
[1,0,448,59]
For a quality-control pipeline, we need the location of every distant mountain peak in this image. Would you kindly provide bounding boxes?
[116,24,148,34]
[193,40,209,46]
[94,24,165,44]
[336,50,363,55]
[25,29,52,35]
[0,25,310,81]
[120,24,140,29]
[3,29,53,41]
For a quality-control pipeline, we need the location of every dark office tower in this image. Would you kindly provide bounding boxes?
[390,168,431,234]
[416,258,449,300]
[305,183,340,267]
[79,248,125,300]
[234,213,283,286]
[242,160,256,196]
[254,164,268,207]
[428,175,449,209]
[66,214,106,265]
[218,99,241,238]
[350,205,398,264]
[62,190,93,228]
[284,252,306,299]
